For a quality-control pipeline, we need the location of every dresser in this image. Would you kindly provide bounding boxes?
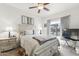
[0,37,18,52]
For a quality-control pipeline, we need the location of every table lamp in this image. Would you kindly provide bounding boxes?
[6,26,13,38]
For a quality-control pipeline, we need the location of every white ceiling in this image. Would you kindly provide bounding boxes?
[7,3,79,17]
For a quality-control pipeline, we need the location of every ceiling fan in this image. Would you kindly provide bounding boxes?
[29,3,49,13]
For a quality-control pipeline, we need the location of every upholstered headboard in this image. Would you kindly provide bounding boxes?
[18,24,34,35]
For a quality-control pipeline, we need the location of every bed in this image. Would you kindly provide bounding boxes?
[20,35,60,56]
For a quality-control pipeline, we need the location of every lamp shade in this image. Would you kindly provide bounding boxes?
[6,27,13,32]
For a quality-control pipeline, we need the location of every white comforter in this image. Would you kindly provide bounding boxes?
[20,35,59,56]
[20,35,40,55]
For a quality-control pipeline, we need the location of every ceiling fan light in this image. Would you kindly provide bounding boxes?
[38,6,44,9]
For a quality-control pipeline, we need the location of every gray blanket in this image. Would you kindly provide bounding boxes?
[32,37,56,45]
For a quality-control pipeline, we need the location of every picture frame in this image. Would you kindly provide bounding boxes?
[21,15,34,25]
[44,23,47,27]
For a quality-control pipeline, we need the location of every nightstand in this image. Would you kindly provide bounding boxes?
[0,37,18,52]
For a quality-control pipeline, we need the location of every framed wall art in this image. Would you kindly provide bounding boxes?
[21,15,34,25]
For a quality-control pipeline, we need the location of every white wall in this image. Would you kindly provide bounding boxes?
[0,4,42,35]
[41,6,79,35]
[0,4,24,32]
[33,17,42,35]
[0,3,79,36]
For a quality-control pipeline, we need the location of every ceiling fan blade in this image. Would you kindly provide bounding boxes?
[44,7,49,11]
[38,9,40,13]
[43,3,49,5]
[29,6,37,9]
